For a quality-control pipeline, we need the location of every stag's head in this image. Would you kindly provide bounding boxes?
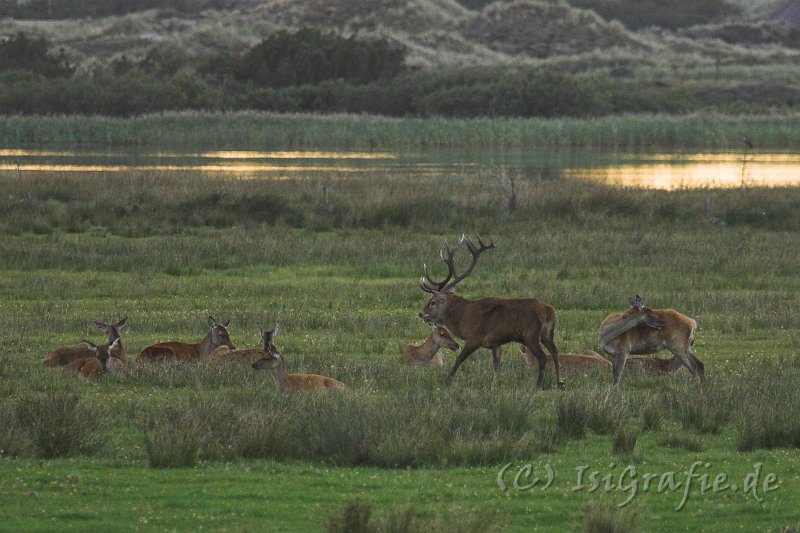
[432,325,460,351]
[419,234,494,324]
[208,316,235,350]
[624,295,665,329]
[252,322,282,371]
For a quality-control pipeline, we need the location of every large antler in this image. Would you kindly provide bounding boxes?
[419,234,495,293]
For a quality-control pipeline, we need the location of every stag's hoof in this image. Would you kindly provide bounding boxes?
[557,380,566,391]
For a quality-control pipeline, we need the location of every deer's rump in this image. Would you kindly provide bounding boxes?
[42,345,95,366]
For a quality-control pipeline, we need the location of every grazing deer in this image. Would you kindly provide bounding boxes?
[252,322,347,393]
[42,317,127,367]
[599,295,705,387]
[401,325,460,367]
[419,235,562,390]
[137,316,234,363]
[63,338,122,380]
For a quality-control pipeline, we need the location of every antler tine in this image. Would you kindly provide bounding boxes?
[419,239,458,292]
[444,234,495,291]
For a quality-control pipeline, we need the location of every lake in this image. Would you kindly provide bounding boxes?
[2,147,799,190]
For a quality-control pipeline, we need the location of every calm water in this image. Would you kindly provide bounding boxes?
[2,148,800,189]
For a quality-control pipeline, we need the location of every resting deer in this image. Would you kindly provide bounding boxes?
[209,327,268,363]
[419,235,562,390]
[43,317,127,367]
[137,316,234,363]
[599,295,705,387]
[252,322,347,393]
[63,338,124,380]
[520,346,611,370]
[401,325,460,367]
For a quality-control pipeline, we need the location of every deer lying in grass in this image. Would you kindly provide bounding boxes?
[401,325,460,367]
[599,295,705,387]
[209,326,269,363]
[43,317,127,367]
[419,235,562,389]
[63,338,125,380]
[519,345,679,376]
[520,346,611,370]
[137,316,234,363]
[252,322,347,394]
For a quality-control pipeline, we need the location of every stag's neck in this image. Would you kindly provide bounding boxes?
[599,312,648,344]
[270,360,289,394]
[441,294,469,337]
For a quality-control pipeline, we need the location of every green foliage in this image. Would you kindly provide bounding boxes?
[611,425,638,457]
[582,499,639,533]
[208,29,407,88]
[0,32,73,77]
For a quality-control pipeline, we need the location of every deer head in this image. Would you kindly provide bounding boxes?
[252,322,282,371]
[95,317,127,353]
[82,337,121,369]
[419,234,494,324]
[432,325,459,350]
[208,316,235,350]
[626,294,665,329]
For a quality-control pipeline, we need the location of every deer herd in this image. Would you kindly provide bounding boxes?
[42,235,705,393]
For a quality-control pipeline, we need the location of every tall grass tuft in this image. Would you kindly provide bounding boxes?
[583,499,639,533]
[14,389,102,458]
[611,425,639,458]
[143,409,203,468]
[735,362,800,451]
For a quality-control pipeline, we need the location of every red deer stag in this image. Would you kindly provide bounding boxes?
[252,322,347,393]
[401,325,460,367]
[599,295,705,387]
[419,235,563,390]
[137,316,234,362]
[43,317,127,367]
[63,337,123,380]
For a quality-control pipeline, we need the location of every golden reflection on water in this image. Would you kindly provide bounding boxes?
[567,154,800,190]
[0,164,377,173]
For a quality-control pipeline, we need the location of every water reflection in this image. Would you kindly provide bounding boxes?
[2,148,799,189]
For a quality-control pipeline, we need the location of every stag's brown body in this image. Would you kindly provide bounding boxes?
[419,235,562,389]
[599,296,704,386]
[401,326,459,367]
[43,317,127,367]
[138,316,234,363]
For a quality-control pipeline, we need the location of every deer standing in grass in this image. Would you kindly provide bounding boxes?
[401,325,460,367]
[43,317,127,367]
[137,316,234,363]
[599,295,705,387]
[419,235,563,390]
[63,337,124,380]
[252,322,347,393]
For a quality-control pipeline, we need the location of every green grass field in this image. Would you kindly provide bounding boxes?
[0,121,799,531]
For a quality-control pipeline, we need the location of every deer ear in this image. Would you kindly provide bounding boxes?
[208,316,217,328]
[82,340,99,352]
[223,319,230,328]
[634,294,644,309]
[116,317,128,329]
[272,321,280,337]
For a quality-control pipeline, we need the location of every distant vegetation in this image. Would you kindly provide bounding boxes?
[1,27,797,117]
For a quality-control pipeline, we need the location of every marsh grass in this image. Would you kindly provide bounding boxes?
[4,112,800,149]
[326,500,500,533]
[582,499,639,533]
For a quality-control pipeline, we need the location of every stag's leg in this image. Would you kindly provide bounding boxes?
[540,334,564,391]
[524,341,549,390]
[672,346,706,384]
[444,344,481,386]
[491,347,502,374]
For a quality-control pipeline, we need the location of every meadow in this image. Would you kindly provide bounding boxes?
[0,117,799,531]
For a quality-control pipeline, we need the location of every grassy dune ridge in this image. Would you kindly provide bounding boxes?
[0,146,799,530]
[4,112,800,148]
